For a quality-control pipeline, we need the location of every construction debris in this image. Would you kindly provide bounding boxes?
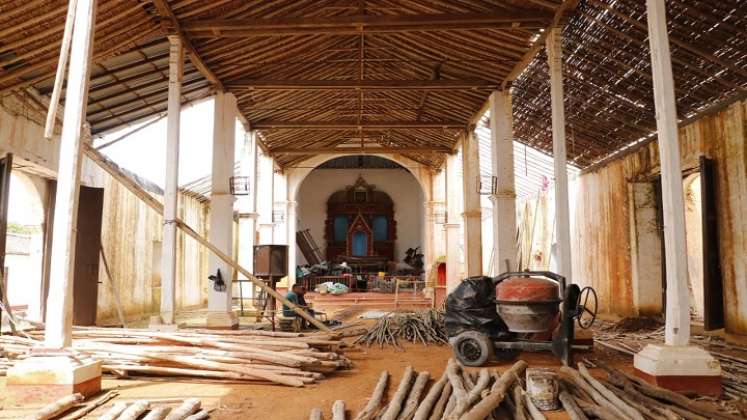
[0,326,351,387]
[353,310,447,350]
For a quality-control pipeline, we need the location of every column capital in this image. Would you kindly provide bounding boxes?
[461,210,482,218]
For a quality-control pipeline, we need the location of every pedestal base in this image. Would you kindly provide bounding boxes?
[206,311,239,329]
[148,315,182,331]
[634,344,722,396]
[5,355,102,406]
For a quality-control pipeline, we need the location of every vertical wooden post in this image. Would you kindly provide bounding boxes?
[646,0,690,346]
[489,90,517,273]
[44,0,96,349]
[159,35,183,326]
[461,131,483,276]
[546,27,573,282]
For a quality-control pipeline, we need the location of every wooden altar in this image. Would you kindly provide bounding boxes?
[325,176,396,265]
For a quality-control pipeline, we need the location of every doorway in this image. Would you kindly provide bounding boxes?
[72,186,105,326]
[654,157,724,330]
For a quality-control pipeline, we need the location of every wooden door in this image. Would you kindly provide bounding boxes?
[700,157,724,330]
[72,186,104,326]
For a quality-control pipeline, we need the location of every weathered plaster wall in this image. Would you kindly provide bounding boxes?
[97,176,210,323]
[574,100,747,338]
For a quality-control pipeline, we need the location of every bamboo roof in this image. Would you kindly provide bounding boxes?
[0,0,744,170]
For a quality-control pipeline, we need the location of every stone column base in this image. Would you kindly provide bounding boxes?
[148,315,182,331]
[206,311,239,330]
[634,343,722,397]
[6,355,102,406]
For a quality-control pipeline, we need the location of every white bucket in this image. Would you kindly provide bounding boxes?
[526,368,559,411]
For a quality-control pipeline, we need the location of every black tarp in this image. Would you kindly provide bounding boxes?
[444,276,511,339]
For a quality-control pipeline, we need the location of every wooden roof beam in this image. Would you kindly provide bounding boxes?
[227,79,498,90]
[151,0,224,91]
[253,120,466,130]
[181,11,554,36]
[271,146,452,155]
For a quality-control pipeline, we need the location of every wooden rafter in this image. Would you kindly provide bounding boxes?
[252,120,465,129]
[227,79,499,90]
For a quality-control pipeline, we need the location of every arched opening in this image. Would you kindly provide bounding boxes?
[293,155,426,291]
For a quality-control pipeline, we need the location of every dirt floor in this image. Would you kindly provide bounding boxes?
[0,340,630,419]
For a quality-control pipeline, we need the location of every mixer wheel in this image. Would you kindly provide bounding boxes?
[451,331,494,367]
[576,286,598,329]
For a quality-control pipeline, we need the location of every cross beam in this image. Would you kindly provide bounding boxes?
[182,11,553,36]
[227,79,498,90]
[271,146,452,155]
[253,120,466,130]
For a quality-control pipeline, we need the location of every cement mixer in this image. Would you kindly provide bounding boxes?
[445,271,597,366]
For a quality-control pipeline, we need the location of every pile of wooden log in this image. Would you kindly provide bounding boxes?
[309,359,535,420]
[595,325,747,401]
[0,326,351,387]
[559,362,744,420]
[353,310,447,350]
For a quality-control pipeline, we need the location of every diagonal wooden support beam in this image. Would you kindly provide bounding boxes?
[82,142,330,332]
[151,0,224,92]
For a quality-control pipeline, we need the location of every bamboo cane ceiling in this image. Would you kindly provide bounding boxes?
[0,0,744,169]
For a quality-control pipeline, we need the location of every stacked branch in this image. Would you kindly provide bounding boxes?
[353,310,447,350]
[559,362,744,420]
[311,359,529,420]
[1,326,351,387]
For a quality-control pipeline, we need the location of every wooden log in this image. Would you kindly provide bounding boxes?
[577,363,643,420]
[460,360,528,420]
[119,400,150,420]
[428,381,452,420]
[448,368,490,418]
[380,366,415,420]
[310,408,324,420]
[354,370,389,420]
[332,400,346,420]
[184,410,210,420]
[559,367,631,420]
[60,390,118,420]
[445,359,468,404]
[142,406,172,420]
[97,401,129,420]
[24,393,83,420]
[443,393,456,417]
[575,399,619,420]
[43,0,76,138]
[513,384,528,420]
[524,394,546,420]
[397,371,431,420]
[164,398,201,420]
[413,373,447,420]
[558,390,588,420]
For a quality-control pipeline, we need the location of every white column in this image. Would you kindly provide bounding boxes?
[237,131,258,299]
[158,35,183,326]
[546,27,573,281]
[287,200,298,285]
[444,223,461,292]
[645,0,690,347]
[633,1,720,396]
[489,90,517,273]
[273,170,288,244]
[257,154,275,244]
[444,152,463,288]
[461,132,483,277]
[207,92,238,328]
[43,0,97,349]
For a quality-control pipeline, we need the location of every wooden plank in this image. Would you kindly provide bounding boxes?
[227,79,498,90]
[253,120,466,129]
[45,0,97,350]
[44,0,78,139]
[646,0,690,346]
[81,144,331,332]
